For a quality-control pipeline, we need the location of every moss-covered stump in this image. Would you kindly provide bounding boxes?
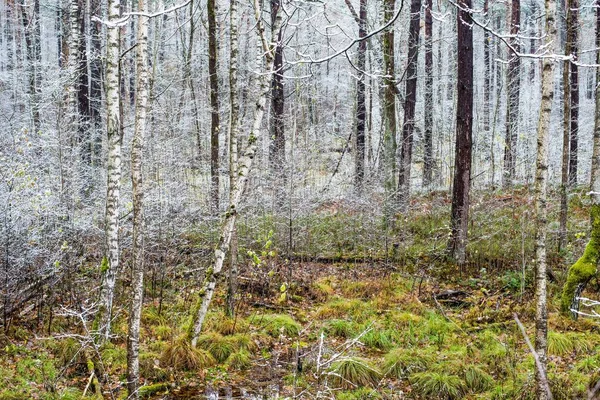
[560,205,600,316]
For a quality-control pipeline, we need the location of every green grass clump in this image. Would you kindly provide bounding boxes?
[315,298,372,321]
[252,314,300,337]
[324,319,356,338]
[195,332,235,363]
[329,357,381,389]
[227,333,257,353]
[462,365,494,393]
[160,336,215,371]
[225,350,252,370]
[382,348,431,378]
[336,387,382,399]
[360,328,395,351]
[575,355,600,373]
[205,312,249,335]
[410,371,466,399]
[547,331,576,356]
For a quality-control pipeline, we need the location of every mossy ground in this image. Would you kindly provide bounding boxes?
[1,189,599,399]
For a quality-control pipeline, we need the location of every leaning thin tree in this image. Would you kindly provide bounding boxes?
[189,0,283,344]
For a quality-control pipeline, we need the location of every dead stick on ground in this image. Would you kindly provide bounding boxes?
[513,313,553,400]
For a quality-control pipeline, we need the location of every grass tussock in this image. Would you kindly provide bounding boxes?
[382,348,432,378]
[410,371,466,399]
[251,314,300,337]
[329,357,381,389]
[160,335,215,371]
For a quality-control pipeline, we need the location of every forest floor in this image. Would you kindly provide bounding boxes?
[1,188,600,399]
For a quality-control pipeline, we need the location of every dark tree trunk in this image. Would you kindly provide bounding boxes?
[355,0,367,192]
[269,0,285,176]
[208,0,220,212]
[423,0,433,188]
[398,0,421,205]
[568,0,579,185]
[383,0,397,217]
[502,0,521,189]
[449,0,473,266]
[482,0,490,134]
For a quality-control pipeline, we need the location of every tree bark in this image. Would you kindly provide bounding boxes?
[345,0,368,192]
[568,0,579,185]
[226,0,240,318]
[533,0,556,394]
[189,0,281,344]
[127,0,149,396]
[99,0,122,342]
[269,0,285,177]
[398,0,421,206]
[208,0,220,212]
[560,0,600,318]
[423,0,433,188]
[448,0,473,266]
[383,0,397,219]
[502,0,520,189]
[482,0,490,135]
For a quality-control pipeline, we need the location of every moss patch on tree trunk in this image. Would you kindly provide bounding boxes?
[560,204,600,315]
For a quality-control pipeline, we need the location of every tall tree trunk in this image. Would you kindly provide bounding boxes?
[568,0,579,185]
[448,0,473,266]
[482,0,490,134]
[534,0,556,394]
[189,0,282,343]
[208,0,220,212]
[21,0,41,134]
[383,0,397,219]
[559,0,571,252]
[127,0,149,396]
[502,0,520,189]
[398,0,421,206]
[99,0,122,341]
[355,0,367,192]
[89,0,103,166]
[269,0,285,178]
[560,0,600,318]
[423,0,433,188]
[226,0,240,318]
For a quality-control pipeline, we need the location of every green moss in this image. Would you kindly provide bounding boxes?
[100,256,109,273]
[561,204,600,315]
[139,383,169,398]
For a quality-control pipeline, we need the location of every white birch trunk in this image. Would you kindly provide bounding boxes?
[533,0,556,396]
[99,0,122,341]
[190,0,281,345]
[226,0,240,317]
[127,0,149,397]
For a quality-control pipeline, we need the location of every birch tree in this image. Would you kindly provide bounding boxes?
[189,0,282,344]
[422,0,433,188]
[126,0,149,396]
[208,0,220,212]
[383,0,397,218]
[533,0,556,395]
[99,0,122,341]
